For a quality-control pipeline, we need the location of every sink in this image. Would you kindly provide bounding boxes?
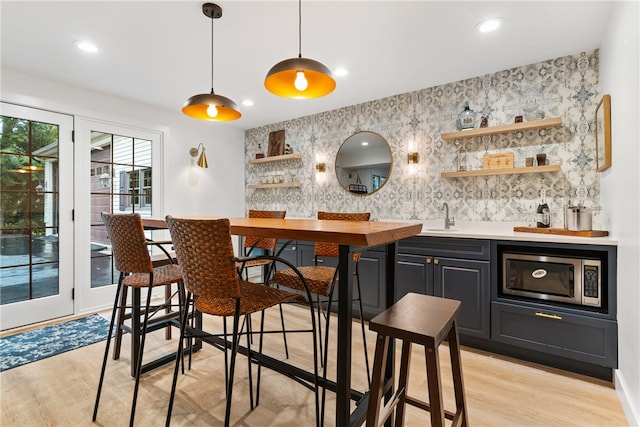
[423,228,459,232]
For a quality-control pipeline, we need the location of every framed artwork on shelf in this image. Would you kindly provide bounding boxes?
[595,94,611,172]
[267,129,285,157]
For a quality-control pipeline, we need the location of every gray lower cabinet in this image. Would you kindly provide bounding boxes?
[354,247,386,320]
[275,240,315,266]
[491,301,618,367]
[275,240,386,320]
[434,257,490,339]
[396,253,434,299]
[396,237,491,339]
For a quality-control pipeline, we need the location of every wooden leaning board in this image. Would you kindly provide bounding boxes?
[513,227,609,237]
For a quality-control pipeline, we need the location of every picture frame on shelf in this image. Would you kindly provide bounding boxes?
[595,94,611,172]
[267,129,285,157]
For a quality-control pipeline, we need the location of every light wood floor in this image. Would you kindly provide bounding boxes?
[0,303,628,426]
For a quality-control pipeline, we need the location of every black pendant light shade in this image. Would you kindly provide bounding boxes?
[265,56,335,99]
[182,90,241,121]
[183,3,241,121]
[264,0,335,99]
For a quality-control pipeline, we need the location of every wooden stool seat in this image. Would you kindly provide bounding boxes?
[366,293,469,427]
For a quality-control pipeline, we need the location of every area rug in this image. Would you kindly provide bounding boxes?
[0,314,110,372]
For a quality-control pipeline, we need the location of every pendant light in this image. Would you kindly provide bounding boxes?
[264,0,335,99]
[182,3,241,121]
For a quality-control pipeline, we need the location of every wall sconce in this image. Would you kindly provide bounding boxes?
[315,162,326,173]
[190,143,208,168]
[408,151,419,165]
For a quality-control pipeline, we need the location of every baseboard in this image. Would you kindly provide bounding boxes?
[615,369,640,426]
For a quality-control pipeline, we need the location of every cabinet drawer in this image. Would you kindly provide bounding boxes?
[399,236,490,260]
[491,302,617,367]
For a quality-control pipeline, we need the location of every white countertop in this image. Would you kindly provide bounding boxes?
[386,220,618,246]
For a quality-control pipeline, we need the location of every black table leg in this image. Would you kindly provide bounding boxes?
[383,241,398,427]
[336,244,355,427]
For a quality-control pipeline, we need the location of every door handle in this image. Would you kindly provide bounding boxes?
[535,312,562,320]
[426,258,432,264]
[434,258,439,265]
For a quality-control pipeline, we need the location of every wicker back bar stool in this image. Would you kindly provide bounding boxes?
[268,210,372,425]
[165,216,320,427]
[366,293,469,427]
[237,210,286,268]
[93,212,184,427]
[235,210,289,358]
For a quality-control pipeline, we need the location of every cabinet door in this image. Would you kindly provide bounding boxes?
[396,253,434,300]
[355,250,386,320]
[297,242,316,266]
[434,257,490,339]
[275,240,299,266]
[276,240,316,266]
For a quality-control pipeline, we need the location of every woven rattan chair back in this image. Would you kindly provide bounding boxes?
[166,216,241,300]
[101,212,154,274]
[315,211,371,258]
[244,210,286,252]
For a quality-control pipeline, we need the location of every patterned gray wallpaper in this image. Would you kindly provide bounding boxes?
[245,50,601,228]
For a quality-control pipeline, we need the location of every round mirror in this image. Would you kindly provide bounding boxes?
[335,131,392,195]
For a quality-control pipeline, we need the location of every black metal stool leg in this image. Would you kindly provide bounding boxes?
[130,282,154,427]
[354,266,371,386]
[93,275,124,422]
[166,292,192,427]
[224,303,242,427]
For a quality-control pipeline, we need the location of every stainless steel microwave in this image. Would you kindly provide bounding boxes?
[502,253,601,307]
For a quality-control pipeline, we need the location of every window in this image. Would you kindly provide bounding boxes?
[90,131,152,288]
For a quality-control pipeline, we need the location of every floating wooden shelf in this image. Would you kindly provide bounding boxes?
[441,164,561,178]
[248,153,302,164]
[248,182,302,189]
[441,117,563,142]
[513,227,609,238]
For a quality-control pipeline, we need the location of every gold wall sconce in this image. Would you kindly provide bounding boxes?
[315,162,326,173]
[408,151,419,165]
[190,143,208,168]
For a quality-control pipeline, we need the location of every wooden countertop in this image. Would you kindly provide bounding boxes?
[143,217,422,249]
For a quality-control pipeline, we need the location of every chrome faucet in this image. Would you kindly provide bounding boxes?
[443,202,455,229]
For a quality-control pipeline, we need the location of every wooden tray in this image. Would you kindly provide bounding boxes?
[513,227,609,237]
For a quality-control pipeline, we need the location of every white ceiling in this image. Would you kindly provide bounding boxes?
[1,1,612,130]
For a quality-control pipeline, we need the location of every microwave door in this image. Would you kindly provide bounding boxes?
[507,259,575,298]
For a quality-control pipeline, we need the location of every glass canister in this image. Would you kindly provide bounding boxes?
[458,101,477,130]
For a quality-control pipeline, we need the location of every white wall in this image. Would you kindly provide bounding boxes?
[598,2,640,425]
[1,69,246,219]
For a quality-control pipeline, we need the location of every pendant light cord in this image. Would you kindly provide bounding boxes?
[298,0,302,58]
[210,12,215,93]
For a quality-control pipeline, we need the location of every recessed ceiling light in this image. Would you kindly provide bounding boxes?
[73,40,98,53]
[241,99,254,107]
[476,18,503,33]
[334,67,348,77]
[361,141,368,146]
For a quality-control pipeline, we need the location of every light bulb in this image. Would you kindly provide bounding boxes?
[207,104,218,118]
[294,71,308,91]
